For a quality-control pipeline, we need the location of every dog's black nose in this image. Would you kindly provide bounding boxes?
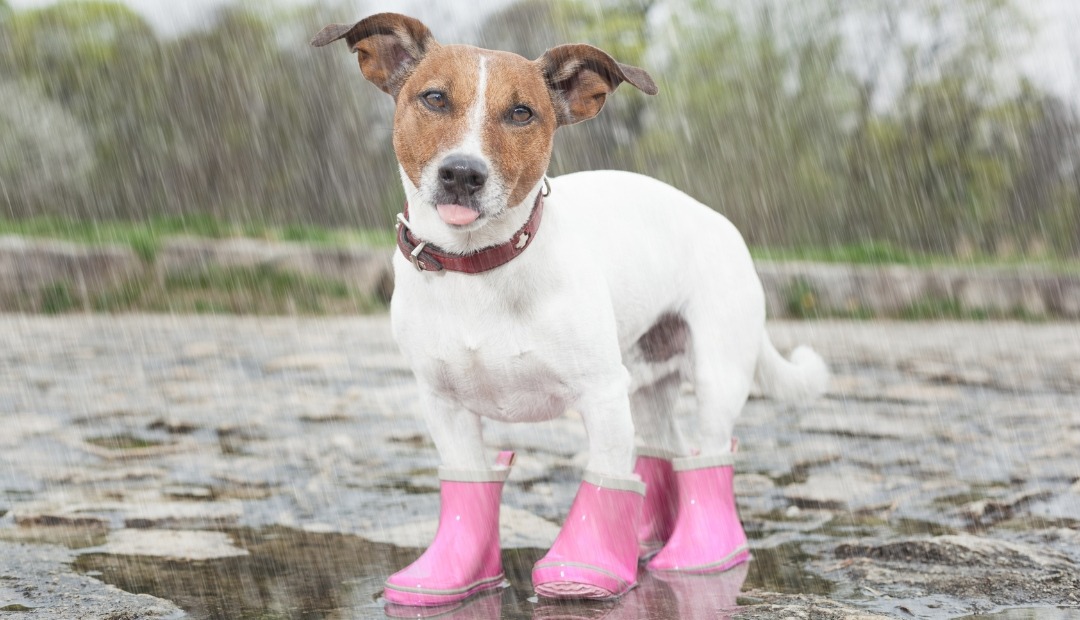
[438,155,488,196]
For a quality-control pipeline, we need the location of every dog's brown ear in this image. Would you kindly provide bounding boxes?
[537,44,658,126]
[311,13,437,98]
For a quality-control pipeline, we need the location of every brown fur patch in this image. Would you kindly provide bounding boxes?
[355,34,413,96]
[638,313,690,362]
[538,44,658,126]
[392,45,480,188]
[562,69,611,125]
[482,51,556,207]
[311,14,437,98]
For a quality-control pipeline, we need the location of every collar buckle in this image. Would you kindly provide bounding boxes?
[409,241,428,271]
[396,212,441,272]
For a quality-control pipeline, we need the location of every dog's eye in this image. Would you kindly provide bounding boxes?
[509,105,533,124]
[421,91,448,111]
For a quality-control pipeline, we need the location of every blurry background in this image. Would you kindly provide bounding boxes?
[2,0,1078,260]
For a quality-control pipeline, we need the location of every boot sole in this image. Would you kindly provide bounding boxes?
[383,573,506,606]
[647,546,751,574]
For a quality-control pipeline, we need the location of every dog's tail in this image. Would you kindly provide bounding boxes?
[754,332,830,403]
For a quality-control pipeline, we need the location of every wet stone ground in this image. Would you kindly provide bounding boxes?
[1,316,1079,619]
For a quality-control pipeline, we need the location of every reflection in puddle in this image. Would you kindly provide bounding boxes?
[75,527,400,619]
[744,544,834,597]
[76,527,826,619]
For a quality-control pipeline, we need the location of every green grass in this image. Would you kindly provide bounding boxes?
[750,240,1080,272]
[753,241,928,265]
[91,266,384,315]
[783,278,875,320]
[85,434,164,451]
[0,214,397,262]
[781,279,1043,322]
[899,296,1045,322]
[39,282,77,314]
[2,216,1076,270]
[0,214,231,262]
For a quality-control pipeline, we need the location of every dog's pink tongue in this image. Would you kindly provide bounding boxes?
[436,203,480,226]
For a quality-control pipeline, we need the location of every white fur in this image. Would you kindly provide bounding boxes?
[392,168,831,479]
[755,339,830,402]
[461,55,488,156]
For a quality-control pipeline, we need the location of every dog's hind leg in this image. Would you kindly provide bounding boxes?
[630,373,689,558]
[630,372,690,458]
[688,358,754,457]
[644,309,757,573]
[682,298,762,457]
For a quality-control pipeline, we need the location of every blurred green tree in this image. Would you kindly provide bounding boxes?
[2,1,165,218]
[1000,85,1080,254]
[150,5,400,226]
[0,79,93,214]
[636,1,853,247]
[840,0,1034,253]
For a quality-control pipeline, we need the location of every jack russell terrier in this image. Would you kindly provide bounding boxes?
[312,13,828,607]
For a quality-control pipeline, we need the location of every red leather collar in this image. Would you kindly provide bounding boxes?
[396,191,545,274]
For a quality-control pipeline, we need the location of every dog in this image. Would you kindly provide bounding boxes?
[313,13,829,607]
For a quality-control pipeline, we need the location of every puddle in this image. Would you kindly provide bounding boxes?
[75,527,832,619]
[75,527,403,619]
[744,544,835,596]
[85,434,166,450]
[0,524,108,549]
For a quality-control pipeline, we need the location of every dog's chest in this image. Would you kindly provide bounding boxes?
[392,277,578,422]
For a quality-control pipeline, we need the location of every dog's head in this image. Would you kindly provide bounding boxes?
[312,13,656,243]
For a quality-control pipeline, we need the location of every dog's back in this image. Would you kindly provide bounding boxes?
[544,169,766,353]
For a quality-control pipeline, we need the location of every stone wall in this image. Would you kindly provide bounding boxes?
[0,236,143,310]
[1,236,1077,318]
[156,238,394,301]
[757,262,1080,319]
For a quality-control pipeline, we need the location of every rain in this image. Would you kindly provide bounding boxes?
[1,0,1079,618]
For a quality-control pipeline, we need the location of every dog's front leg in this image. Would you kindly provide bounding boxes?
[532,372,645,600]
[383,388,513,607]
[418,389,487,470]
[576,381,636,478]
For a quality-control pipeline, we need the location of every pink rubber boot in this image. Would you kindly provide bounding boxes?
[384,452,515,606]
[532,472,645,599]
[646,452,750,573]
[633,449,678,559]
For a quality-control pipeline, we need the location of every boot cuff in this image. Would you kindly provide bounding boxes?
[583,471,646,495]
[438,465,512,483]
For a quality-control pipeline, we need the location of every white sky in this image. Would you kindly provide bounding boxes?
[9,0,1080,101]
[1017,0,1080,100]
